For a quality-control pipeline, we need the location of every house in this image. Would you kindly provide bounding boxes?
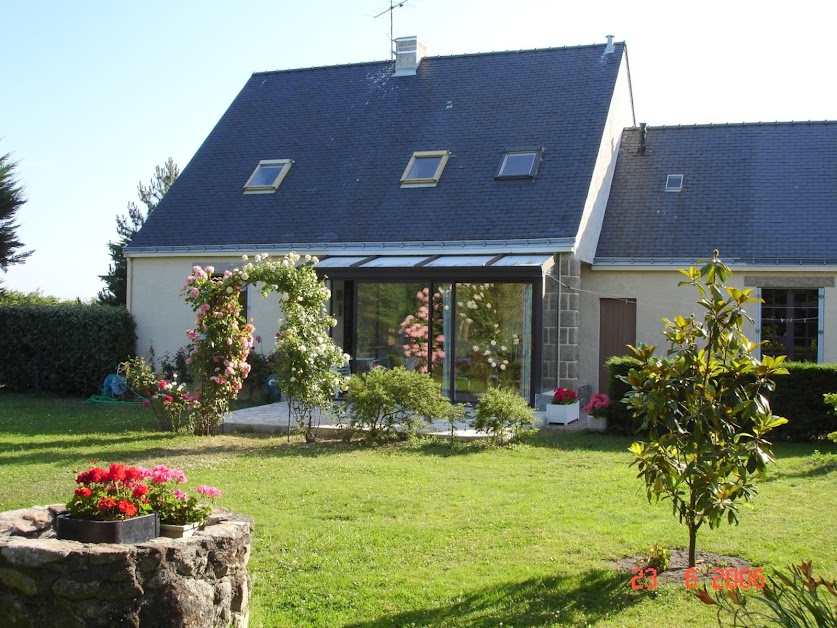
[582,121,837,389]
[125,36,837,405]
[126,36,634,405]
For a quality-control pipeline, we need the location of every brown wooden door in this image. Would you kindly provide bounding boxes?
[598,298,636,392]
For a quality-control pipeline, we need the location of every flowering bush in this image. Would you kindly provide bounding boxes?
[552,387,578,405]
[583,392,611,417]
[66,463,153,521]
[66,462,222,525]
[122,357,200,432]
[142,464,222,525]
[183,253,347,437]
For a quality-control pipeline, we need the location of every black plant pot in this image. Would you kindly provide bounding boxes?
[55,512,160,544]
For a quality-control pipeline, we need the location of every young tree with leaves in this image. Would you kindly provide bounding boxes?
[98,158,179,305]
[625,251,788,568]
[0,150,33,290]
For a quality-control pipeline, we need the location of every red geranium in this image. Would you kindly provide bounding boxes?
[552,387,578,405]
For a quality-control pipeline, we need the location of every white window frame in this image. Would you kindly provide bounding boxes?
[755,287,824,362]
[244,159,292,194]
[665,174,684,192]
[400,150,449,187]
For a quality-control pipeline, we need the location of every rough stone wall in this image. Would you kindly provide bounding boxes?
[0,506,253,627]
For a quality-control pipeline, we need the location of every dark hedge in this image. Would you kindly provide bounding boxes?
[0,304,136,396]
[603,355,837,441]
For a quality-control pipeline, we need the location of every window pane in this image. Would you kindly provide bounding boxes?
[761,288,818,362]
[356,282,430,372]
[250,165,282,187]
[407,156,441,180]
[453,282,531,402]
[500,153,536,177]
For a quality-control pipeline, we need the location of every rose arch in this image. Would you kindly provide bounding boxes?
[182,253,346,437]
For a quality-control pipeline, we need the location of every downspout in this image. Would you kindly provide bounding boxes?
[126,256,133,313]
[555,255,562,389]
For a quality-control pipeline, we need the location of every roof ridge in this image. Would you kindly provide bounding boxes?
[251,41,622,77]
[631,120,837,131]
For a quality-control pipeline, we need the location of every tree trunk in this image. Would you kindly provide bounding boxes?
[688,522,697,568]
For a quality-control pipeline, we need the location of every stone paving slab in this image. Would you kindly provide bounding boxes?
[223,401,592,440]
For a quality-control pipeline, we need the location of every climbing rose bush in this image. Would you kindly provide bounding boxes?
[183,252,347,437]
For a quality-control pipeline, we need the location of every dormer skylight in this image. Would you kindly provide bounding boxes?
[401,151,449,187]
[496,148,544,179]
[244,159,292,194]
[665,174,684,192]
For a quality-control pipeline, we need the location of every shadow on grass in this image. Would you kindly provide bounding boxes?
[345,568,641,627]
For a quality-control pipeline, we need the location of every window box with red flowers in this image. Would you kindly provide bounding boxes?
[545,387,579,425]
[583,392,610,431]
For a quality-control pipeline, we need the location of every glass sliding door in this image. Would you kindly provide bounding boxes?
[453,282,532,403]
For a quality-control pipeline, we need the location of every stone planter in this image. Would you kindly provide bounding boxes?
[0,506,253,627]
[586,414,607,432]
[55,511,160,544]
[545,401,579,425]
[159,521,202,539]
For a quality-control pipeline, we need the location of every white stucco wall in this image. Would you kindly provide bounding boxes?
[580,265,837,390]
[128,256,282,361]
[574,53,635,263]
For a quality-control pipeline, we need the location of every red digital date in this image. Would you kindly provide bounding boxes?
[630,567,657,590]
[684,567,765,590]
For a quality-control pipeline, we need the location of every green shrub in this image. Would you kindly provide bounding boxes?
[471,387,537,445]
[768,362,837,440]
[0,304,135,395]
[604,355,642,435]
[346,367,450,442]
[607,356,837,441]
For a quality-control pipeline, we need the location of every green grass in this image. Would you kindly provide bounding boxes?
[1,391,835,627]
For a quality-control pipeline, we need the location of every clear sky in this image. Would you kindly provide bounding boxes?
[3,0,836,300]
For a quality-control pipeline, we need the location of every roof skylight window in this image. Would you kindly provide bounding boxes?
[496,148,544,179]
[665,174,684,192]
[401,151,449,187]
[244,159,292,193]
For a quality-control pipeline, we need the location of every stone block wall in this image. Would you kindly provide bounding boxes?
[543,253,580,395]
[0,505,253,627]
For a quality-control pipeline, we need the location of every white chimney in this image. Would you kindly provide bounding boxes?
[605,35,615,54]
[394,36,426,76]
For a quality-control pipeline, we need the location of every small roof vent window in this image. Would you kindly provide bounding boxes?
[496,148,544,180]
[244,159,292,193]
[401,151,449,187]
[665,174,684,192]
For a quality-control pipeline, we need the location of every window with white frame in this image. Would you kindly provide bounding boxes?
[759,288,821,362]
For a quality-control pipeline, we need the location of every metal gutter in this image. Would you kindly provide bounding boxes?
[593,257,837,271]
[124,237,576,258]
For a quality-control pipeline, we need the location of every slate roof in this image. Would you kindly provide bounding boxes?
[127,43,626,252]
[596,122,837,264]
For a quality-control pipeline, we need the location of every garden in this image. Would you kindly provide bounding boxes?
[1,392,835,626]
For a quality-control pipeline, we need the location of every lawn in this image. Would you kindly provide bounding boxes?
[1,391,835,627]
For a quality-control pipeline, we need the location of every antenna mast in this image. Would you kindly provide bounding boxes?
[374,0,408,59]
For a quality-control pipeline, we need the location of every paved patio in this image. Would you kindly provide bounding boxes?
[223,400,592,440]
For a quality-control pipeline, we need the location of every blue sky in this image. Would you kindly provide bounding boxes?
[4,0,836,299]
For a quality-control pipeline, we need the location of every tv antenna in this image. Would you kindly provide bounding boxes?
[374,0,411,59]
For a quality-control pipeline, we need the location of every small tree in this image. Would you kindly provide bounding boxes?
[625,252,788,568]
[0,150,33,290]
[99,158,179,306]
